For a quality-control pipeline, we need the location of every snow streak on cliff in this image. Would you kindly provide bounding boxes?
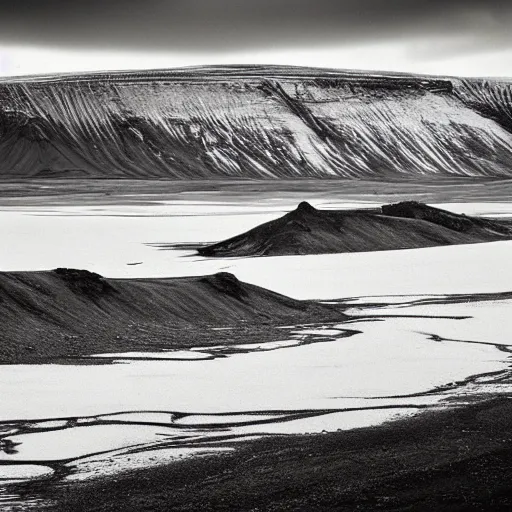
[0,65,512,179]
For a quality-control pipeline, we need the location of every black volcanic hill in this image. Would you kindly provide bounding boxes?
[0,268,345,363]
[1,65,512,179]
[198,201,512,257]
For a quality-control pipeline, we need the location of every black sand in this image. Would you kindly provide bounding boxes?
[27,396,512,511]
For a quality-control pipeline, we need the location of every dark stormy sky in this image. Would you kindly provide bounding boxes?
[0,0,511,77]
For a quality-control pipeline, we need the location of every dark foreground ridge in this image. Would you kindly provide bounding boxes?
[39,397,512,511]
[0,269,345,363]
[198,201,512,257]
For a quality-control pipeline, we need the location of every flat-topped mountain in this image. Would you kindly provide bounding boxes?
[1,65,512,179]
[0,268,345,363]
[198,201,512,257]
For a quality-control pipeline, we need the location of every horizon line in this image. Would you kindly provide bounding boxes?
[1,63,511,84]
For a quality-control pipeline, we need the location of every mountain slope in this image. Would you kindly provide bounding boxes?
[198,201,512,257]
[0,268,345,363]
[1,65,512,179]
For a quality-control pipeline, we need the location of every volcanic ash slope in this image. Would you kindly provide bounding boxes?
[198,201,512,257]
[0,268,345,363]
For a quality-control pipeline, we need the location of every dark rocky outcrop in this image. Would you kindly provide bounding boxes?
[198,201,512,258]
[382,201,512,236]
[0,269,345,363]
[53,268,115,296]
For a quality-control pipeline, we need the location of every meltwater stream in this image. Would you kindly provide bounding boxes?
[1,298,512,488]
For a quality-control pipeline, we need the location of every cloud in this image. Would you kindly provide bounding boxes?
[0,1,511,54]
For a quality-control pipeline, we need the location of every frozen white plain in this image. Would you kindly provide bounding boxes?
[1,198,511,483]
[1,316,504,421]
[1,202,512,298]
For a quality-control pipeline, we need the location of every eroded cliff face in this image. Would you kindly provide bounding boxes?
[0,65,512,179]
